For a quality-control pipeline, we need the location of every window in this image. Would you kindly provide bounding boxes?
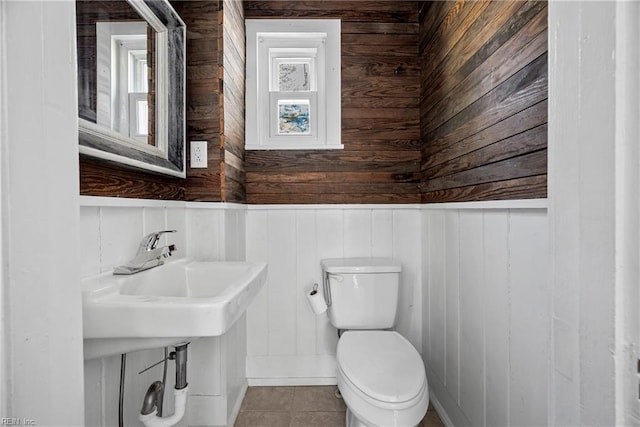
[128,49,149,139]
[246,19,342,150]
[96,21,150,142]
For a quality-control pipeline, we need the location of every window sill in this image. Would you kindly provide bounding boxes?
[245,143,344,151]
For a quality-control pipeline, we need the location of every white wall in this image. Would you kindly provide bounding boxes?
[549,2,639,425]
[0,0,85,424]
[613,2,640,424]
[80,199,247,427]
[81,200,555,427]
[421,203,548,427]
[245,205,422,385]
[422,3,640,425]
[548,2,615,424]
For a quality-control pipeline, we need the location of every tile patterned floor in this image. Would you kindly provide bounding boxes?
[234,386,445,427]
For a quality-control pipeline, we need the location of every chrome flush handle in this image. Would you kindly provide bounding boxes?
[323,273,343,308]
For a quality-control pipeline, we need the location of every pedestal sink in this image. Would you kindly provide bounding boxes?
[82,259,267,359]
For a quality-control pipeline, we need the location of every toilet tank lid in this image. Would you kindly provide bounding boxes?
[321,258,401,274]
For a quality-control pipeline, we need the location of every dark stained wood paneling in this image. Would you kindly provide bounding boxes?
[247,192,419,205]
[79,0,237,203]
[421,1,547,132]
[423,53,547,154]
[422,99,547,169]
[246,170,421,203]
[222,0,247,203]
[421,150,547,193]
[247,171,420,184]
[421,175,547,203]
[78,0,179,199]
[247,150,420,173]
[420,0,548,203]
[172,0,223,202]
[424,124,547,179]
[79,157,184,199]
[80,0,547,205]
[245,1,421,204]
[244,1,418,22]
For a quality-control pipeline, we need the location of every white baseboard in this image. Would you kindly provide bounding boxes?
[424,363,472,427]
[248,377,338,386]
[428,390,454,427]
[227,382,248,427]
[247,355,337,386]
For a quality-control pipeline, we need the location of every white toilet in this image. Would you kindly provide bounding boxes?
[321,258,429,427]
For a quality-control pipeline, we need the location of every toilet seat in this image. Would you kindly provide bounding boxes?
[336,331,429,426]
[337,330,426,406]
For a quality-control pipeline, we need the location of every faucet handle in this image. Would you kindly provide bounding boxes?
[138,230,177,253]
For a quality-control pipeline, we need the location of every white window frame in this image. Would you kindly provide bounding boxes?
[246,19,342,150]
[96,22,146,136]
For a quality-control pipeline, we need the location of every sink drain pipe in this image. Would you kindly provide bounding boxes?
[139,344,189,427]
[119,354,126,427]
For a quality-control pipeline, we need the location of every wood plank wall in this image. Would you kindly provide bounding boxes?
[419,0,548,203]
[244,1,422,204]
[79,157,185,199]
[173,0,223,201]
[222,0,247,203]
[80,0,548,204]
[80,1,221,201]
[77,1,185,199]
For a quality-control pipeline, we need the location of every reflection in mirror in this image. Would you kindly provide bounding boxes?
[76,0,185,178]
[96,21,150,143]
[77,1,155,145]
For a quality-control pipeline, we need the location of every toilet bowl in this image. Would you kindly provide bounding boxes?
[336,330,429,427]
[321,258,429,426]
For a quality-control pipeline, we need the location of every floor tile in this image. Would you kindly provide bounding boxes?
[292,386,343,412]
[239,386,294,412]
[235,386,445,427]
[290,411,345,427]
[234,410,291,427]
[421,408,445,427]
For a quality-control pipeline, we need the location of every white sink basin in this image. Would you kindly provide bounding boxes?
[82,259,267,359]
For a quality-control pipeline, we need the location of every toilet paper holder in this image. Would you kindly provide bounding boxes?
[307,282,328,315]
[311,282,329,306]
[310,283,319,295]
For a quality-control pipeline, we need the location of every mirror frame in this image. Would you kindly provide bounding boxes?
[78,0,186,178]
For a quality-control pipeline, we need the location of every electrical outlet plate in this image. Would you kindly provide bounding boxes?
[190,140,207,168]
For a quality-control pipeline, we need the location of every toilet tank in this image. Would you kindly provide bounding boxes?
[321,258,401,330]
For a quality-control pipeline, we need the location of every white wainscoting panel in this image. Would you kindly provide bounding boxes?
[80,199,247,427]
[245,206,422,385]
[81,198,549,424]
[422,206,548,427]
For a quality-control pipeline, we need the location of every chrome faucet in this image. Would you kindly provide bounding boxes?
[113,230,177,275]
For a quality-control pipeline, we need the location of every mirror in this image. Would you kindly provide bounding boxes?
[77,0,186,178]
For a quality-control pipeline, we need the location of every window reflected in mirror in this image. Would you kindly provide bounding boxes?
[76,0,156,146]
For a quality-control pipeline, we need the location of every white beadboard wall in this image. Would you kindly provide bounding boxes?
[80,198,246,427]
[245,205,423,385]
[80,199,550,425]
[1,0,84,422]
[421,205,548,427]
